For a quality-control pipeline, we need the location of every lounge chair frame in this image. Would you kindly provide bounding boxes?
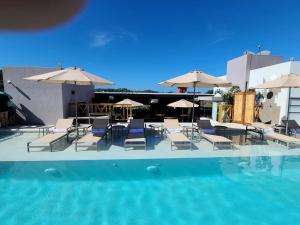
[124,119,146,150]
[27,133,68,152]
[200,133,233,150]
[27,119,74,152]
[124,138,147,150]
[264,132,300,149]
[75,133,109,151]
[168,136,192,151]
[75,119,112,151]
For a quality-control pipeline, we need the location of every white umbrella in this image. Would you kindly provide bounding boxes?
[167,99,199,122]
[116,98,144,107]
[253,73,300,134]
[25,67,113,136]
[167,99,199,108]
[160,70,231,139]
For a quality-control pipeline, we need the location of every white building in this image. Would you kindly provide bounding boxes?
[220,52,300,124]
[248,61,300,123]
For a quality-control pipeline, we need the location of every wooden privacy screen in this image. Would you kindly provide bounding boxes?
[233,93,244,123]
[233,92,256,124]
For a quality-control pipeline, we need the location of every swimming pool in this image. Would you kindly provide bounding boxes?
[0,156,299,225]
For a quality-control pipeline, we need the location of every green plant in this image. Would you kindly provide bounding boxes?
[215,86,241,105]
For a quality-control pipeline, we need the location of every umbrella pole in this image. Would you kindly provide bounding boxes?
[191,82,196,140]
[286,87,291,135]
[75,82,78,137]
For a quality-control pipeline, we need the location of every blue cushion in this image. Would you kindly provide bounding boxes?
[291,128,300,133]
[129,128,144,133]
[202,128,215,134]
[92,128,106,136]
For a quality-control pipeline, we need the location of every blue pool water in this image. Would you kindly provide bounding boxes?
[0,156,300,225]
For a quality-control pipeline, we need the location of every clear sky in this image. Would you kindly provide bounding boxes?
[0,0,300,91]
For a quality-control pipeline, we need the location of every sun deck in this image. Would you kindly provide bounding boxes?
[1,122,300,162]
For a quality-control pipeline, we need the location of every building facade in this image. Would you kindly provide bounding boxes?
[248,61,300,123]
[2,67,94,125]
[226,52,283,91]
[223,51,300,124]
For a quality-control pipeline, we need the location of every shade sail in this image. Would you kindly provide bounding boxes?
[116,99,144,107]
[159,70,232,88]
[254,73,300,89]
[167,99,199,108]
[25,67,113,86]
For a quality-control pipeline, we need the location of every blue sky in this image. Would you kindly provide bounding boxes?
[1,0,300,91]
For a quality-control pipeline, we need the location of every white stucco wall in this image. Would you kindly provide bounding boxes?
[248,61,300,123]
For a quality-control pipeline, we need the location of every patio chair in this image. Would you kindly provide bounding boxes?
[197,119,233,150]
[164,119,192,150]
[124,119,146,150]
[75,118,111,151]
[163,119,183,133]
[201,133,233,150]
[264,132,300,149]
[281,120,300,136]
[196,119,216,134]
[27,118,74,152]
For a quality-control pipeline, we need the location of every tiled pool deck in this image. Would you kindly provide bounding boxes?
[1,123,300,161]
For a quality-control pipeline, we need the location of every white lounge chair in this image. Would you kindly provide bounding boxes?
[27,118,74,152]
[124,119,146,150]
[164,119,183,133]
[264,132,300,149]
[196,119,233,150]
[201,133,233,150]
[164,119,192,150]
[167,133,192,150]
[75,118,111,151]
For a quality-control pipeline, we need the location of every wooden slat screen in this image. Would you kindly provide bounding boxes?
[233,93,244,123]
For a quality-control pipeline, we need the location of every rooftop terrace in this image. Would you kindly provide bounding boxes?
[1,122,300,162]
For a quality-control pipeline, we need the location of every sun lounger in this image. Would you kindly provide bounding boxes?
[264,132,300,149]
[27,118,74,152]
[197,119,232,149]
[196,119,216,134]
[167,133,192,150]
[124,119,146,150]
[49,118,74,133]
[27,133,68,152]
[75,118,111,151]
[163,119,183,133]
[163,119,192,150]
[201,133,233,150]
[281,120,300,136]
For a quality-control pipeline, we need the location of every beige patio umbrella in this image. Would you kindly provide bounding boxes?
[254,73,300,89]
[116,98,144,107]
[254,73,300,134]
[168,99,199,108]
[25,67,113,135]
[167,99,199,122]
[159,70,232,138]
